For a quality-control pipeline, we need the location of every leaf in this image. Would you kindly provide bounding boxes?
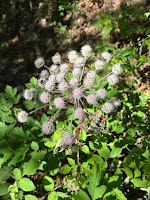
[98,146,110,158]
[60,165,71,175]
[0,183,9,196]
[57,192,69,198]
[24,100,35,110]
[48,191,58,200]
[113,188,127,200]
[18,178,35,191]
[25,195,38,200]
[5,85,13,98]
[113,125,125,134]
[81,145,90,154]
[73,189,90,200]
[22,158,40,176]
[110,148,122,158]
[80,128,87,141]
[9,145,29,166]
[102,24,113,38]
[31,141,39,151]
[124,167,133,178]
[95,185,107,199]
[43,176,54,191]
[65,107,74,115]
[87,165,102,200]
[13,168,22,180]
[30,77,38,86]
[0,122,7,139]
[41,114,48,123]
[131,178,149,187]
[127,128,136,137]
[134,169,141,178]
[107,90,119,98]
[143,161,150,174]
[67,158,75,166]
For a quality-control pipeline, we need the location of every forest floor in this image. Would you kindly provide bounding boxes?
[0,0,149,94]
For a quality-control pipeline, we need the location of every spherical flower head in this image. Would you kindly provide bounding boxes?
[38,77,46,88]
[56,72,65,83]
[60,63,69,73]
[48,74,55,82]
[52,53,61,64]
[45,80,55,91]
[34,57,45,69]
[86,94,97,105]
[17,111,28,123]
[95,60,105,71]
[40,69,49,79]
[75,57,85,68]
[42,121,55,135]
[70,78,78,87]
[96,89,107,99]
[74,108,84,120]
[107,74,119,86]
[39,91,50,103]
[81,44,92,58]
[102,102,114,114]
[68,50,78,63]
[72,68,81,78]
[73,88,83,99]
[101,52,112,62]
[112,98,121,107]
[112,64,123,75]
[54,97,64,108]
[58,81,69,92]
[24,89,33,100]
[84,78,94,89]
[86,70,96,80]
[50,64,59,74]
[62,132,73,146]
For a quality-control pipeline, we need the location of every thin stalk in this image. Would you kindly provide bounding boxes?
[2,167,17,181]
[69,109,75,132]
[44,64,50,71]
[94,72,112,85]
[93,81,108,88]
[29,104,49,115]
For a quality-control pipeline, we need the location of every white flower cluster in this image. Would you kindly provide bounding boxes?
[17,44,123,137]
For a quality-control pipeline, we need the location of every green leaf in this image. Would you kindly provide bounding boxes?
[80,128,87,141]
[43,176,54,191]
[134,169,141,178]
[57,192,69,198]
[18,178,35,191]
[98,146,110,158]
[127,128,136,137]
[113,188,127,200]
[60,165,71,175]
[41,114,48,123]
[73,189,90,200]
[87,165,102,200]
[131,178,149,187]
[31,141,39,151]
[0,183,9,196]
[5,85,13,98]
[9,145,29,166]
[110,148,122,158]
[30,77,37,86]
[13,168,22,180]
[102,24,113,38]
[23,158,40,176]
[0,122,7,139]
[81,145,90,154]
[67,158,75,166]
[48,191,58,200]
[25,195,38,200]
[107,90,119,98]
[95,185,107,199]
[24,100,35,110]
[65,107,74,115]
[124,167,133,178]
[113,125,125,134]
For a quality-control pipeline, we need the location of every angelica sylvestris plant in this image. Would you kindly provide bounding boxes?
[17,44,123,151]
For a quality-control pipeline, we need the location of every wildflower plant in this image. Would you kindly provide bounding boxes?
[17,44,123,155]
